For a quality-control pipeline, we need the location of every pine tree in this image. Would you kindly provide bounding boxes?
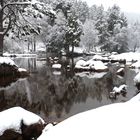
[65,15,83,55]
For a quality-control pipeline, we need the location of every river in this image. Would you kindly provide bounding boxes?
[0,57,138,123]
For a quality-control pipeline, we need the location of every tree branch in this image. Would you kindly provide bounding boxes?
[0,2,32,12]
[3,16,11,36]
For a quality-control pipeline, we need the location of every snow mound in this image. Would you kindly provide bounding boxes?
[0,107,44,136]
[38,93,140,140]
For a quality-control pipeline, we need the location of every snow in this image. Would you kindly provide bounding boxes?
[113,84,127,93]
[92,54,104,60]
[38,93,140,140]
[18,68,27,72]
[69,47,84,54]
[52,64,61,69]
[75,60,86,68]
[117,67,124,73]
[0,107,44,136]
[131,60,140,68]
[109,84,127,99]
[90,61,108,70]
[0,57,16,66]
[110,52,140,62]
[75,59,108,71]
[3,53,37,58]
[134,72,140,84]
[43,123,54,133]
[75,72,107,79]
[53,71,61,75]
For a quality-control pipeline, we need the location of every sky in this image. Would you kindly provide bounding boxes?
[82,0,140,14]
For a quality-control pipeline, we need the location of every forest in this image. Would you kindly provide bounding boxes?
[1,0,140,56]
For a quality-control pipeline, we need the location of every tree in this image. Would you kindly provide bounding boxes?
[80,20,98,52]
[72,0,89,24]
[65,15,83,55]
[99,5,128,52]
[90,5,109,51]
[40,0,83,55]
[0,0,55,56]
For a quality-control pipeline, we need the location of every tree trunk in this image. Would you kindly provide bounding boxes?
[65,45,69,56]
[33,36,36,52]
[0,35,4,56]
[71,45,74,56]
[0,0,4,56]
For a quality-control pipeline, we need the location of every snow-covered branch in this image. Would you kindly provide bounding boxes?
[0,2,35,12]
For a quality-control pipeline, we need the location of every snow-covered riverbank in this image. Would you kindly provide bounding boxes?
[38,93,140,140]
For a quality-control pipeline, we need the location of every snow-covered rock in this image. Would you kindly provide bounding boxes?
[17,68,29,77]
[109,84,127,99]
[75,59,108,72]
[52,64,62,69]
[92,54,104,60]
[38,93,140,140]
[0,57,16,66]
[116,68,125,76]
[0,107,44,136]
[0,57,29,77]
[18,68,27,72]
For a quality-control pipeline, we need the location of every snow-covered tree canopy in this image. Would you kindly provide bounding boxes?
[40,0,83,55]
[0,0,55,38]
[0,0,56,55]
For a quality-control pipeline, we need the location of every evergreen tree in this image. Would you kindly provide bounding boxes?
[65,15,83,55]
[72,0,89,24]
[101,5,128,52]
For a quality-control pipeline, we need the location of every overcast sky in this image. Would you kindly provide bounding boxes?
[81,0,140,14]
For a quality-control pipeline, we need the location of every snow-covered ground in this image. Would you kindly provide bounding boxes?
[38,93,140,140]
[3,52,37,58]
[0,107,44,136]
[110,52,140,62]
[131,60,140,68]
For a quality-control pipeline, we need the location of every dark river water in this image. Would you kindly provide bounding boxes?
[0,57,138,123]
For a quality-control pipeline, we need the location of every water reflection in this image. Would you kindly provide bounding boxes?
[0,57,137,122]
